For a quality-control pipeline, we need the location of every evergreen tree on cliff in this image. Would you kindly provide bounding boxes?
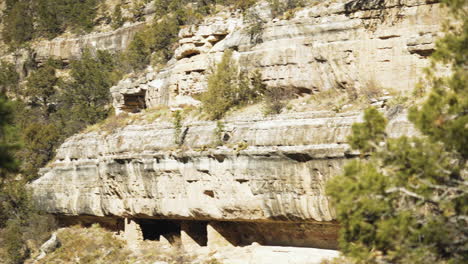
[326,0,467,263]
[0,95,18,183]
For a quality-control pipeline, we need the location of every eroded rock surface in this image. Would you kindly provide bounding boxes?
[33,22,147,63]
[111,0,442,113]
[31,0,436,253]
[32,110,414,225]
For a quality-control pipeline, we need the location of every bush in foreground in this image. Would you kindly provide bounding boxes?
[326,1,467,262]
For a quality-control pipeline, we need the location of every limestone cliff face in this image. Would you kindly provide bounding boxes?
[31,0,438,250]
[32,22,147,63]
[111,0,442,112]
[32,110,414,221]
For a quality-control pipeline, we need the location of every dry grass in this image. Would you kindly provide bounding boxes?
[0,231,7,263]
[143,105,172,123]
[84,105,202,136]
[33,225,223,264]
[136,237,199,264]
[283,89,355,113]
[36,224,132,264]
[85,82,410,136]
[361,79,384,101]
[85,112,132,134]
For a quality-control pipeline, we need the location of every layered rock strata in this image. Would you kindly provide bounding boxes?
[32,22,147,63]
[31,0,438,253]
[111,0,443,113]
[32,110,415,249]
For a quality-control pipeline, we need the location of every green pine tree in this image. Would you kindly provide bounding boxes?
[35,0,63,38]
[408,0,468,159]
[67,0,98,33]
[201,49,241,120]
[111,3,125,29]
[0,95,19,183]
[24,60,61,119]
[58,49,120,133]
[201,50,266,119]
[326,0,467,263]
[0,61,19,94]
[2,1,34,46]
[124,33,151,70]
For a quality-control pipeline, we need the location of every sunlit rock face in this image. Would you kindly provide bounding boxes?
[33,22,147,63]
[32,109,415,249]
[34,111,355,221]
[32,110,414,218]
[110,0,442,113]
[31,0,436,251]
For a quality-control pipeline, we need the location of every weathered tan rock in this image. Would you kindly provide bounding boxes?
[32,110,414,219]
[30,0,436,255]
[33,22,147,62]
[110,0,443,113]
[31,109,416,251]
[124,218,144,246]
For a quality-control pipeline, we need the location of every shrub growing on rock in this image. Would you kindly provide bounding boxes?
[262,86,294,115]
[0,95,18,182]
[111,4,125,29]
[201,50,265,119]
[3,0,100,45]
[268,0,305,18]
[1,1,34,46]
[0,62,20,94]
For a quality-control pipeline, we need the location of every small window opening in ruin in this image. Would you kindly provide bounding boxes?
[203,190,215,198]
[183,221,208,247]
[138,219,181,244]
[122,90,146,113]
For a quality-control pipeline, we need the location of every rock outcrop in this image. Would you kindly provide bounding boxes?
[31,0,439,253]
[32,22,147,63]
[36,233,61,260]
[111,0,442,113]
[32,109,415,249]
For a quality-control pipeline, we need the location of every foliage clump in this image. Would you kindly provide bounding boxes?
[0,62,20,94]
[326,1,467,262]
[244,9,265,44]
[121,10,180,71]
[348,107,387,154]
[0,98,56,263]
[2,0,100,46]
[58,49,122,133]
[262,85,294,115]
[111,3,125,30]
[267,0,305,18]
[0,182,57,264]
[200,50,266,119]
[0,95,18,181]
[6,49,121,180]
[172,110,184,145]
[1,1,34,47]
[153,0,257,19]
[0,47,120,263]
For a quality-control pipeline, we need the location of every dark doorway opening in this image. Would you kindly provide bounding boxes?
[183,221,208,247]
[122,90,146,113]
[138,219,181,244]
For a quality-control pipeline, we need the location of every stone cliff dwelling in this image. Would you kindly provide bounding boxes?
[28,0,446,262]
[122,90,147,113]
